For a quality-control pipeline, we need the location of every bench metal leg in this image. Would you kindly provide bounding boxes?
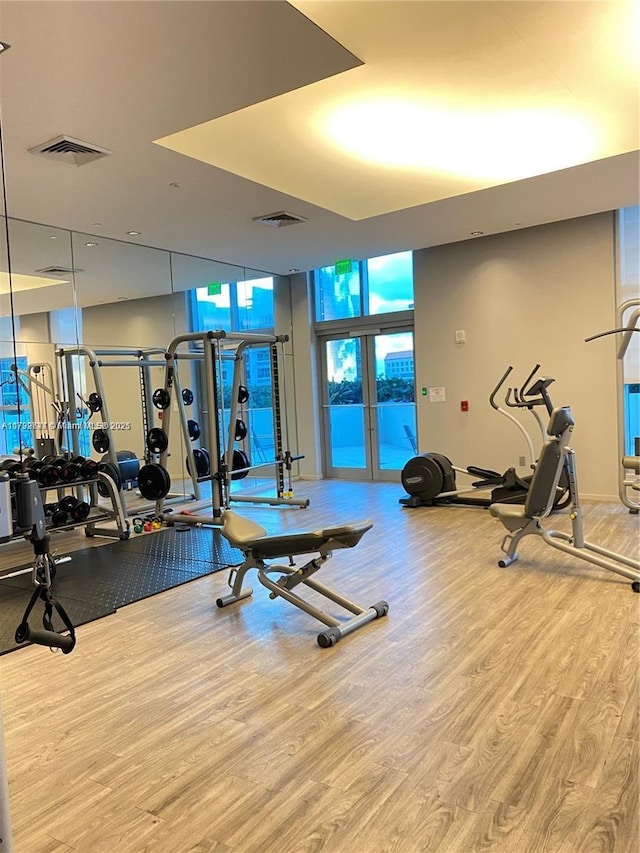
[215,561,254,608]
[498,519,542,567]
[259,566,389,647]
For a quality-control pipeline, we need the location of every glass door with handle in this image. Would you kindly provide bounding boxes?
[321,330,416,480]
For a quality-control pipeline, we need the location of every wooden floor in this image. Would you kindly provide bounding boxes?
[1,480,638,852]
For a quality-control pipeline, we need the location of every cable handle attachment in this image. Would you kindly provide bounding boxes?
[15,585,76,654]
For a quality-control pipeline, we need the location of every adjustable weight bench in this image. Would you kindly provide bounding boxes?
[490,406,640,591]
[218,510,389,646]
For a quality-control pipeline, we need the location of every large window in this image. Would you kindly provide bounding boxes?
[191,277,274,333]
[616,206,639,458]
[314,251,413,323]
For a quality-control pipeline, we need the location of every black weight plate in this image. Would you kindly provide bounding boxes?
[227,449,250,481]
[138,464,171,500]
[97,461,122,497]
[92,429,110,453]
[147,428,168,454]
[152,388,170,410]
[186,448,210,478]
[234,418,247,441]
[187,419,201,441]
[182,388,194,406]
[237,384,250,404]
[87,392,103,413]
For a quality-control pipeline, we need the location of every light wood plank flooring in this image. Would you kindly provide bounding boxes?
[1,480,638,852]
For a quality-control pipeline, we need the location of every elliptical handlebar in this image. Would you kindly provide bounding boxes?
[519,363,541,403]
[488,365,536,466]
[489,365,513,410]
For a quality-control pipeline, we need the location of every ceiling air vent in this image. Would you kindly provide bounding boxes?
[252,211,308,228]
[28,135,112,167]
[35,266,82,276]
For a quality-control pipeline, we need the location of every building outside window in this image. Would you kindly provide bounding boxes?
[314,251,413,322]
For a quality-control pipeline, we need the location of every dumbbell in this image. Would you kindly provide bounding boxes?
[37,461,60,487]
[50,499,71,527]
[0,459,22,478]
[23,458,45,480]
[71,501,91,522]
[55,456,83,483]
[80,458,99,480]
[58,495,91,523]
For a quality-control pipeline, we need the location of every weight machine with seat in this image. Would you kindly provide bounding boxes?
[490,406,640,591]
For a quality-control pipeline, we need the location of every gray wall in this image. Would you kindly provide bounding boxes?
[411,212,618,498]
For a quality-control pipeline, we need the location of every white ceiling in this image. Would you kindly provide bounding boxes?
[0,0,638,279]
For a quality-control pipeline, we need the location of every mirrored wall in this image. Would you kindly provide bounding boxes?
[0,211,295,511]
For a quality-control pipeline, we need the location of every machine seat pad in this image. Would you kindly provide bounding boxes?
[489,503,528,522]
[221,510,373,559]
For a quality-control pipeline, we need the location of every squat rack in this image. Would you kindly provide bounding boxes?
[155,329,308,521]
[55,345,192,515]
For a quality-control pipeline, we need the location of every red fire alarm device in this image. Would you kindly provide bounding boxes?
[461,400,469,412]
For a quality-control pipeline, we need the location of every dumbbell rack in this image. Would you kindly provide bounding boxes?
[21,471,129,541]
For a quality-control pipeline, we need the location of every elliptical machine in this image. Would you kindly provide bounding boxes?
[400,365,570,510]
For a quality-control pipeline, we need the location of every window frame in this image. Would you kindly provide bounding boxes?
[313,251,414,326]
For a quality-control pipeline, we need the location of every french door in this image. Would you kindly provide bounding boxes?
[320,329,416,481]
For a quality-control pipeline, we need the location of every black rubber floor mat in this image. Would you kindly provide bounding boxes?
[0,584,115,657]
[0,527,243,656]
[123,525,242,567]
